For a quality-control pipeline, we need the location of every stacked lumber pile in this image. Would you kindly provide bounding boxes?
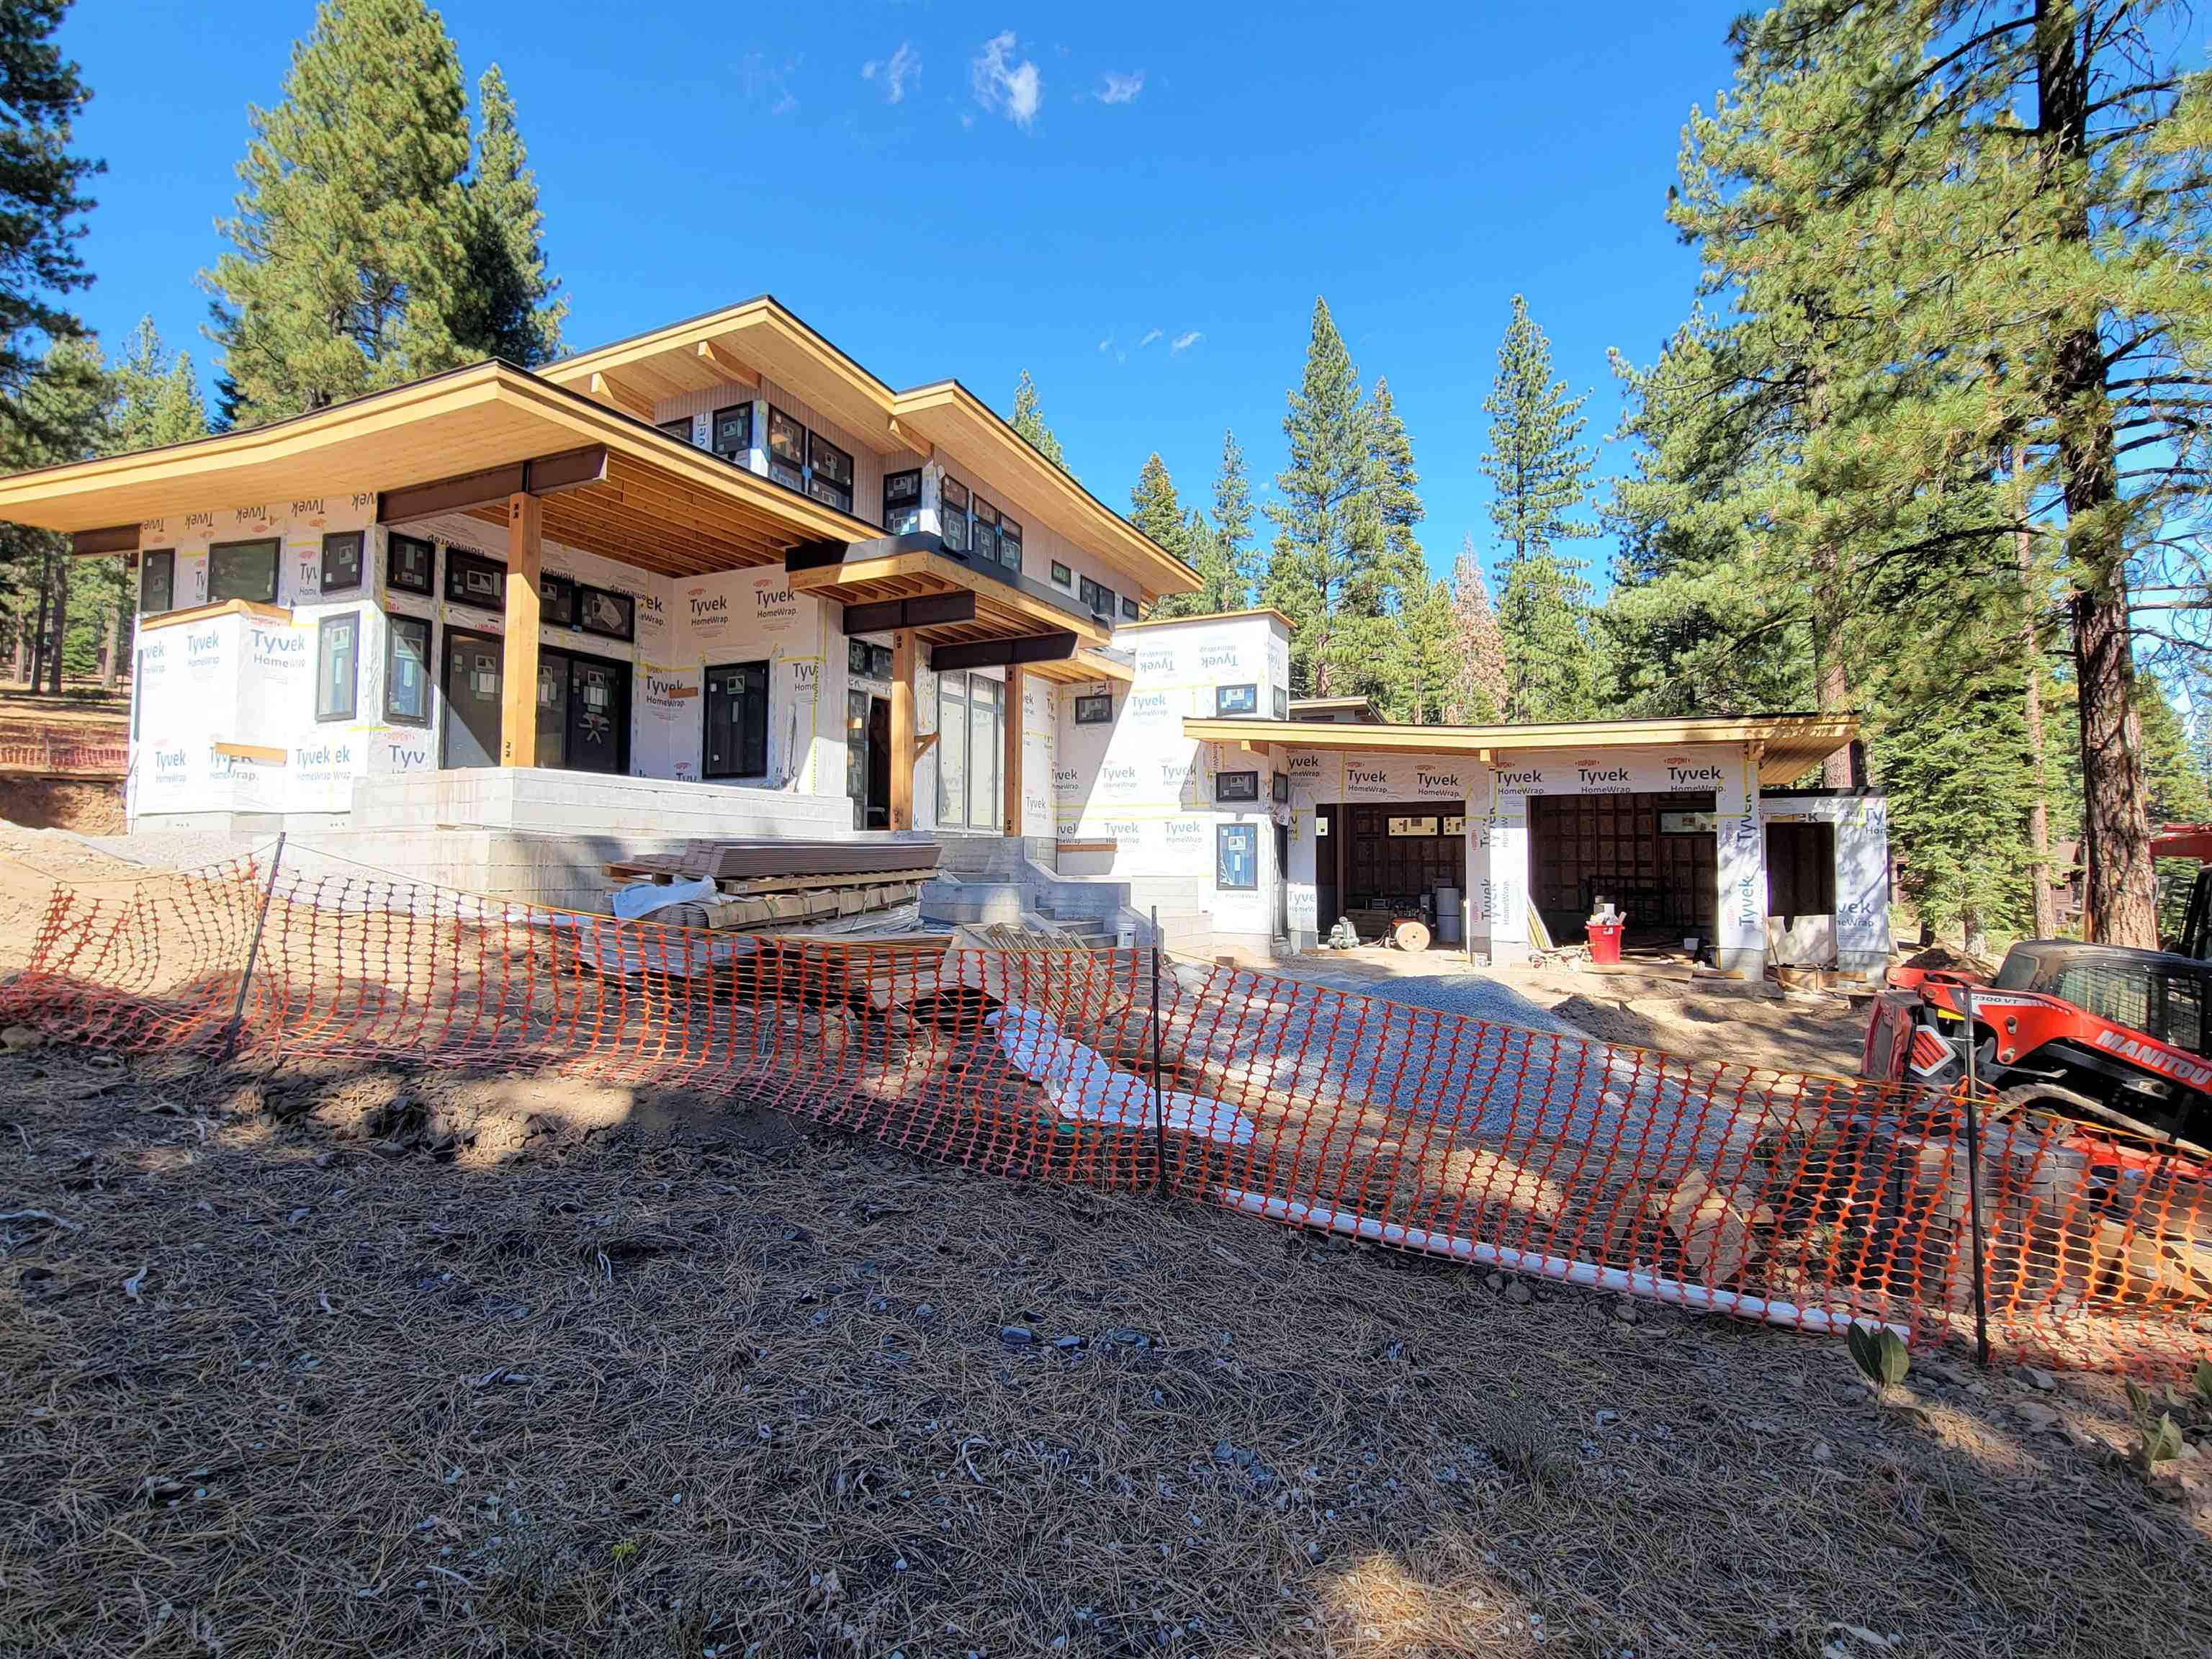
[603,839,941,933]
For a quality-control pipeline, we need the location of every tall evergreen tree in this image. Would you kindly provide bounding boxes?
[1480,296,1599,719]
[94,320,207,681]
[207,1,562,426]
[1446,535,1510,723]
[1262,297,1382,697]
[1,337,108,691]
[1206,428,1254,609]
[1128,451,1183,559]
[451,65,563,366]
[1674,0,2212,947]
[1010,369,1071,475]
[0,0,101,449]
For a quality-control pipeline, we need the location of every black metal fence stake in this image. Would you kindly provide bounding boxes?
[1959,981,1992,1367]
[222,833,287,1059]
[1150,905,1168,1199]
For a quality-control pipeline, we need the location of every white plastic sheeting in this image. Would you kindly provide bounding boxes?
[987,1004,1258,1146]
[611,876,719,920]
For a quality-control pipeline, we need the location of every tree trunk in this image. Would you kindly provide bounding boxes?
[46,552,67,696]
[99,554,123,688]
[9,621,23,683]
[2041,0,2156,947]
[2015,454,2056,940]
[28,546,52,696]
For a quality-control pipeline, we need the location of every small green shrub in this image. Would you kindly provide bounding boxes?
[1847,1323,1910,1390]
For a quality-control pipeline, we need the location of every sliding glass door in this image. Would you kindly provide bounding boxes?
[935,670,1002,831]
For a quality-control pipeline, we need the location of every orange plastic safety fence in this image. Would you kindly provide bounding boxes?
[5,858,2208,1379]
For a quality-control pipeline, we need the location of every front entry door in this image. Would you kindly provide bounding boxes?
[1275,820,1291,940]
[564,654,629,774]
[441,628,503,768]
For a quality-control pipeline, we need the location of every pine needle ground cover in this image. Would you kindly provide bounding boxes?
[3,1046,2208,1658]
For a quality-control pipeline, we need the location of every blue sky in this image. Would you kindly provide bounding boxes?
[57,1,1750,595]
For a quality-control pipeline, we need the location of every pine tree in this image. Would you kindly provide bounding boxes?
[1480,297,1597,719]
[0,0,101,450]
[1206,429,1254,609]
[1262,297,1380,697]
[207,1,562,425]
[1010,369,1071,475]
[1128,451,1183,558]
[1,337,109,691]
[1673,0,2212,948]
[451,65,564,366]
[94,320,207,682]
[1447,536,1510,722]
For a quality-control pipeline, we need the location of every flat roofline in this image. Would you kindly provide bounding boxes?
[1114,605,1295,633]
[1184,711,1858,787]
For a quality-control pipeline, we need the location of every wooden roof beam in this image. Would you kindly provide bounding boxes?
[70,523,139,557]
[587,372,655,422]
[930,631,1078,673]
[696,340,757,389]
[377,445,608,523]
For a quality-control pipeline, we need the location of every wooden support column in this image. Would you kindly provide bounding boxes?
[499,493,542,767]
[889,628,915,830]
[1002,666,1023,837]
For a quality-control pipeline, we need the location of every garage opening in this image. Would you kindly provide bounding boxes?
[1316,801,1467,945]
[1528,791,1716,948]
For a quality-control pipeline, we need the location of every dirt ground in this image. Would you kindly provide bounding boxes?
[0,822,144,961]
[1506,963,1871,1079]
[2,1041,2210,1658]
[0,680,130,739]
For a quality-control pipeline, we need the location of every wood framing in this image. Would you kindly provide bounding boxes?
[586,372,654,422]
[69,523,138,557]
[786,550,1109,649]
[840,593,976,635]
[928,632,1078,673]
[889,629,916,832]
[500,493,543,766]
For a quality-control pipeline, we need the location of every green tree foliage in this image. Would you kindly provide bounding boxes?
[449,65,564,367]
[0,0,100,450]
[1668,0,2212,948]
[207,1,563,426]
[1010,369,1070,475]
[0,337,109,688]
[1128,451,1184,561]
[1203,428,1255,611]
[2137,683,2212,824]
[1480,296,1599,719]
[1446,536,1511,723]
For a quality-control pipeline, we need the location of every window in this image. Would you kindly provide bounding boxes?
[870,644,892,679]
[884,468,922,534]
[577,585,635,642]
[208,538,279,605]
[658,415,696,444]
[848,640,894,680]
[1215,683,1259,716]
[387,534,434,595]
[972,496,999,569]
[848,638,870,676]
[320,531,364,594]
[998,511,1023,574]
[1272,773,1290,804]
[1120,596,1141,621]
[1074,692,1113,725]
[806,430,854,513]
[139,548,175,616]
[935,670,1004,830]
[1216,770,1260,804]
[1273,686,1290,720]
[940,477,971,552]
[711,403,752,464]
[1050,560,1072,590]
[445,547,505,609]
[386,614,431,725]
[316,613,359,721]
[703,660,770,779]
[1217,823,1259,890]
[541,572,577,628]
[1079,575,1118,619]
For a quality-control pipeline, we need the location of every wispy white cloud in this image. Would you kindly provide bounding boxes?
[1137,327,1164,349]
[1171,330,1204,354]
[1098,71,1144,104]
[771,94,798,117]
[972,30,1040,127]
[862,42,919,103]
[1097,333,1128,365]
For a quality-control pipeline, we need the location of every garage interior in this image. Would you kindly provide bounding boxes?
[1528,791,1718,948]
[1316,802,1468,945]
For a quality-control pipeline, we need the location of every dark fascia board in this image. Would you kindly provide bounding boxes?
[70,523,140,557]
[930,631,1078,673]
[377,444,608,523]
[842,593,976,635]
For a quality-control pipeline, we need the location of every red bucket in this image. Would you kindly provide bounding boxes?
[1586,919,1624,965]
